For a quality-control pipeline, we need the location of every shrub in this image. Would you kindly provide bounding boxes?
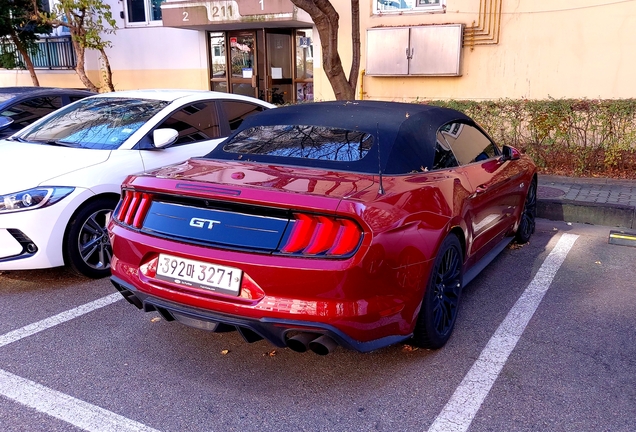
[424,98,636,178]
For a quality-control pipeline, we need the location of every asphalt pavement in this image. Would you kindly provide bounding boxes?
[538,174,636,230]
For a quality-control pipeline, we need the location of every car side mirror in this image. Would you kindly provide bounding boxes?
[153,128,179,148]
[500,145,521,162]
[0,116,14,131]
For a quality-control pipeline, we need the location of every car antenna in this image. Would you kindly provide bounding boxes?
[376,123,385,195]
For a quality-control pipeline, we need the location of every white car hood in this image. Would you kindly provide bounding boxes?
[0,141,111,195]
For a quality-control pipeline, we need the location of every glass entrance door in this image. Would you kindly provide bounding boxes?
[229,31,257,98]
[209,32,228,93]
[266,30,293,104]
[208,29,313,103]
[209,31,258,98]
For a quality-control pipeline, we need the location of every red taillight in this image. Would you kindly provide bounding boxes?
[304,216,339,255]
[132,194,152,228]
[123,193,141,225]
[116,191,134,221]
[116,190,152,229]
[281,214,362,257]
[280,214,316,253]
[327,219,362,256]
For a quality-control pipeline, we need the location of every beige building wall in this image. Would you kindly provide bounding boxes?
[89,26,210,91]
[2,0,634,102]
[0,70,85,88]
[0,5,210,92]
[326,0,636,101]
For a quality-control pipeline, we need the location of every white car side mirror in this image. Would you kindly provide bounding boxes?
[153,128,179,148]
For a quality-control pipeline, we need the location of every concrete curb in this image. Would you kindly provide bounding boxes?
[537,198,635,229]
[537,174,636,229]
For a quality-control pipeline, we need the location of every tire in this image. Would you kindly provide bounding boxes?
[412,234,463,349]
[64,198,118,279]
[515,177,537,244]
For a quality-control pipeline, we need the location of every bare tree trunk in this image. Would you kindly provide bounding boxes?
[348,0,360,92]
[9,29,40,87]
[291,0,356,100]
[72,38,99,92]
[64,9,100,92]
[98,47,115,91]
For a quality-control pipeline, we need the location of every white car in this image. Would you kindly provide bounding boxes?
[0,89,274,278]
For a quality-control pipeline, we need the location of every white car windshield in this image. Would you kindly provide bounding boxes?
[18,98,169,150]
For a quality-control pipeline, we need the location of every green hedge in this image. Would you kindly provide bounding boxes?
[424,99,636,177]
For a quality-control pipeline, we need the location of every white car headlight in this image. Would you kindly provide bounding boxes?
[0,187,75,214]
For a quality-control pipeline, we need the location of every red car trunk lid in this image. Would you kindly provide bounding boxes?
[130,159,377,212]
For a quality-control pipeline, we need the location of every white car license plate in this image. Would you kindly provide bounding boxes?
[156,254,242,295]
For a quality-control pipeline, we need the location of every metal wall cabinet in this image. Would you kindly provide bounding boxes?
[366,24,464,76]
[367,27,410,75]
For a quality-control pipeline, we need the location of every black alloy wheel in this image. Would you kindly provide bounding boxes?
[64,198,118,278]
[515,177,537,244]
[413,234,463,349]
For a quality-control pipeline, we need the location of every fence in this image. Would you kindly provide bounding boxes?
[0,36,76,70]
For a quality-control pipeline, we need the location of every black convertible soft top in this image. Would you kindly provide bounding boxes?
[206,100,473,175]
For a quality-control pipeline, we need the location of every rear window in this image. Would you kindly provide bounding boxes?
[2,96,63,127]
[222,125,374,162]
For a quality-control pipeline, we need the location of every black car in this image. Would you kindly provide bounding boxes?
[0,87,95,138]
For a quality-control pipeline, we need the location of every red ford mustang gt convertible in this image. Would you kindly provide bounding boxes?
[109,101,537,355]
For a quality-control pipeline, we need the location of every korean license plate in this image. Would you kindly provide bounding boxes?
[156,254,242,295]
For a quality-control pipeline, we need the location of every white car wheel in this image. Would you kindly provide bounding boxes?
[64,198,117,278]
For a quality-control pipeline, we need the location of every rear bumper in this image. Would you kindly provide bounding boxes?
[111,275,411,353]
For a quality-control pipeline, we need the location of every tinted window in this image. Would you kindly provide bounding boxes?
[438,123,498,166]
[220,101,266,131]
[158,102,221,145]
[20,97,168,149]
[432,131,459,170]
[222,125,373,162]
[2,96,63,127]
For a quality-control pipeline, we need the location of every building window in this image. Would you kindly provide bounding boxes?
[0,35,75,69]
[40,0,51,14]
[125,0,166,25]
[373,0,444,14]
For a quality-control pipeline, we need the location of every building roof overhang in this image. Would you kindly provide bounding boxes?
[161,0,313,31]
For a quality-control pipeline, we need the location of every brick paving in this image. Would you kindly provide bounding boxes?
[537,175,636,229]
[539,175,636,207]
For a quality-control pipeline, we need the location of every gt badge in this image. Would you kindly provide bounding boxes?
[190,217,221,229]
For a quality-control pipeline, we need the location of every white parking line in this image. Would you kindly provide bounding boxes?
[0,292,157,431]
[0,293,122,348]
[0,369,160,432]
[428,233,579,432]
